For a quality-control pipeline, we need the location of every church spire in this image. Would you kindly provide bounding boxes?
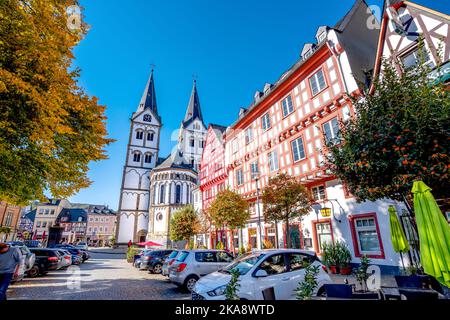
[183,80,203,126]
[138,68,158,113]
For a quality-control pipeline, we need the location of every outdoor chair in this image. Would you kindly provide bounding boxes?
[324,284,353,299]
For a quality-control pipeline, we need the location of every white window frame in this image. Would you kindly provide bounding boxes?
[281,95,294,117]
[309,69,327,96]
[311,185,326,201]
[291,137,306,162]
[236,169,244,186]
[261,113,271,131]
[268,150,279,172]
[245,127,253,144]
[322,117,340,144]
[354,217,381,255]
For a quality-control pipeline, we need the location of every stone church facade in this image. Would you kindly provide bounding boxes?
[116,71,206,245]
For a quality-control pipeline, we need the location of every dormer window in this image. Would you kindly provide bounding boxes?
[304,49,313,60]
[317,32,326,43]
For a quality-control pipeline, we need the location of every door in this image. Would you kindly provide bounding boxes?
[252,253,291,300]
[284,253,316,299]
[194,251,217,276]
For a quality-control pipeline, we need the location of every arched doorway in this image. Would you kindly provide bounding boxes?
[136,229,147,243]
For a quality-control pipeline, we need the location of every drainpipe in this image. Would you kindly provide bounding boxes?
[327,41,350,95]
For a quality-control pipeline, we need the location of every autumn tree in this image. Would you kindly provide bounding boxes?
[170,206,200,243]
[209,189,249,251]
[262,173,310,248]
[325,55,449,206]
[0,0,113,204]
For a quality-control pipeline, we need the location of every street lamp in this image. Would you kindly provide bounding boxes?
[252,171,263,250]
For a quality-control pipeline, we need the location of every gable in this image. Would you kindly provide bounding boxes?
[132,108,161,126]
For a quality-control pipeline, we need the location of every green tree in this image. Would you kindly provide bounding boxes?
[0,0,113,204]
[209,189,249,251]
[325,55,449,205]
[169,206,200,242]
[262,173,310,248]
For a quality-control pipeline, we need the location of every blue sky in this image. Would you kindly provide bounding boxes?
[69,0,448,209]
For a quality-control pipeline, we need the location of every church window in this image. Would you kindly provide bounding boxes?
[159,185,165,203]
[147,132,154,141]
[156,213,163,221]
[143,114,152,122]
[133,152,141,162]
[175,185,182,204]
[200,140,205,148]
[190,138,195,147]
[144,153,153,164]
[136,130,144,140]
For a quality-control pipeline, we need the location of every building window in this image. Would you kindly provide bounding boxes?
[314,221,332,253]
[261,113,271,131]
[309,69,327,96]
[147,132,154,141]
[317,32,327,43]
[133,152,141,162]
[232,138,238,154]
[4,212,13,226]
[42,222,47,228]
[281,95,294,117]
[291,137,306,162]
[349,214,384,259]
[189,137,195,147]
[236,169,244,186]
[200,140,205,148]
[44,209,49,215]
[159,185,165,203]
[245,127,253,144]
[401,46,435,70]
[105,227,108,232]
[136,130,144,140]
[50,210,55,215]
[156,213,163,221]
[88,227,92,232]
[143,114,152,122]
[311,185,326,201]
[322,117,340,144]
[268,150,279,172]
[36,221,41,228]
[250,161,259,176]
[144,153,153,164]
[175,185,182,204]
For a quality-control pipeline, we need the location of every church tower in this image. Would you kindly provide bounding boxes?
[116,69,161,244]
[178,80,207,171]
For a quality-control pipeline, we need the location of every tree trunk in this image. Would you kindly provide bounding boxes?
[230,229,234,254]
[274,220,279,249]
[285,216,290,248]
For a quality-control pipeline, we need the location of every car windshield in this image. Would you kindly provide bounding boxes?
[177,251,189,262]
[220,253,266,275]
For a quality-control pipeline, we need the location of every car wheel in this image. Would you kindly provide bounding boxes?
[27,265,40,278]
[153,263,163,274]
[184,275,199,293]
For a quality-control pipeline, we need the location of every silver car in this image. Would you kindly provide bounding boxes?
[169,250,235,292]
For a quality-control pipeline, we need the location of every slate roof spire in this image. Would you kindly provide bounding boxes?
[138,68,158,114]
[182,80,203,127]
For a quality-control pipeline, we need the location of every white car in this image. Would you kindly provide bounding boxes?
[192,249,332,300]
[75,242,89,251]
[169,249,235,292]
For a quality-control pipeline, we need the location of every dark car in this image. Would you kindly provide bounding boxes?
[24,240,43,248]
[52,245,89,262]
[27,248,61,277]
[140,250,174,274]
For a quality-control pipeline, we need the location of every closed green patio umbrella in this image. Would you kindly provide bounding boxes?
[412,181,450,288]
[389,206,410,272]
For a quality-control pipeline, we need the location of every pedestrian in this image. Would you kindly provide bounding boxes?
[0,243,21,301]
[127,240,132,248]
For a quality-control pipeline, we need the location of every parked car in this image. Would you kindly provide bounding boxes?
[27,248,61,277]
[192,249,332,300]
[24,240,42,248]
[10,245,35,271]
[53,245,88,263]
[55,249,72,269]
[162,250,180,276]
[71,253,83,265]
[6,241,25,247]
[140,250,174,274]
[75,242,89,251]
[169,250,235,292]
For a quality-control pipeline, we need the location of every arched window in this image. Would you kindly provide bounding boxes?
[189,137,195,147]
[133,152,141,162]
[153,184,158,204]
[175,185,181,204]
[144,153,153,164]
[136,130,144,140]
[159,185,165,204]
[147,131,154,141]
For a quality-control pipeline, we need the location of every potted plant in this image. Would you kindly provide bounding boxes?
[337,242,352,275]
[296,264,321,300]
[322,243,339,274]
[355,255,371,292]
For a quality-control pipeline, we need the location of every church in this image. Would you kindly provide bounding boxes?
[115,70,206,246]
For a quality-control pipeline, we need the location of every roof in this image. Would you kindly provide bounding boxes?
[57,208,88,223]
[138,69,158,114]
[153,150,196,171]
[182,80,204,128]
[228,0,368,131]
[209,123,227,144]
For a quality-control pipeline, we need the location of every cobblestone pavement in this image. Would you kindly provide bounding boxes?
[8,251,190,300]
